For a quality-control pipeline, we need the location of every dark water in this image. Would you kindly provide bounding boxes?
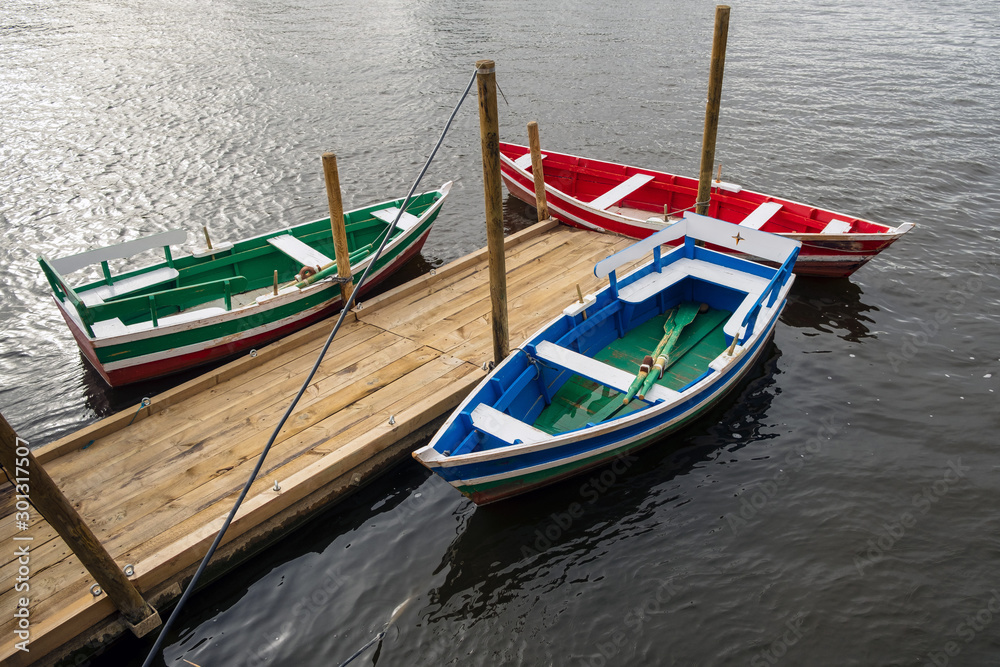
[3,0,999,665]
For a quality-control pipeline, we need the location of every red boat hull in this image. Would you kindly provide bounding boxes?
[499,143,912,278]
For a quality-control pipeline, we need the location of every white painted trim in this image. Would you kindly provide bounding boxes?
[513,153,544,170]
[78,267,180,306]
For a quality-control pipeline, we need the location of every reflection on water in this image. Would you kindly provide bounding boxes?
[781,277,878,343]
[423,342,781,627]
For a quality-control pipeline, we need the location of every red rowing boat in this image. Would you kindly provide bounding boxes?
[499,142,913,278]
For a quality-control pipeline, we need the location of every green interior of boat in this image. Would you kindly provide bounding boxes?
[531,303,732,435]
[40,192,442,329]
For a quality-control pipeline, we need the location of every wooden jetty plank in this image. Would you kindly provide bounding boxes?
[95,346,440,554]
[55,337,425,572]
[360,228,573,334]
[423,235,622,359]
[127,359,482,594]
[54,325,406,503]
[377,236,589,350]
[0,222,636,666]
[116,355,476,568]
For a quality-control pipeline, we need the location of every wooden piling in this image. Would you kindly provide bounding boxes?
[526,121,549,222]
[0,413,158,634]
[477,59,509,364]
[322,152,355,304]
[696,5,731,216]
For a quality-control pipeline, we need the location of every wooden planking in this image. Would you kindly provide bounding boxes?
[55,327,409,505]
[359,227,574,333]
[399,231,621,351]
[57,337,427,566]
[0,221,637,665]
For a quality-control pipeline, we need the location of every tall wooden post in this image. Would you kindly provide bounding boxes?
[526,121,549,222]
[696,5,731,216]
[322,152,355,305]
[477,59,509,365]
[0,413,159,634]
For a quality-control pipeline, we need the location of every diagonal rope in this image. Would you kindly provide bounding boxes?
[141,67,479,667]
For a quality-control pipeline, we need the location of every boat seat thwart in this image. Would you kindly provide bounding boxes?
[534,340,678,403]
[513,153,546,170]
[821,219,852,234]
[79,267,180,306]
[471,404,549,446]
[739,202,783,230]
[371,207,421,232]
[589,173,655,211]
[617,256,770,340]
[267,234,334,268]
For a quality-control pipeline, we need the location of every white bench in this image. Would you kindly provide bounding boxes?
[267,234,334,268]
[90,306,230,338]
[739,202,783,230]
[534,340,678,404]
[49,230,187,275]
[78,267,180,306]
[820,219,852,234]
[471,403,549,445]
[616,257,770,341]
[371,207,421,232]
[513,153,546,170]
[588,173,655,211]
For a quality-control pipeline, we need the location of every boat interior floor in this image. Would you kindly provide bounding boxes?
[532,303,731,435]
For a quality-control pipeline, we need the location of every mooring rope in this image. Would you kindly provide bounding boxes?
[141,67,480,667]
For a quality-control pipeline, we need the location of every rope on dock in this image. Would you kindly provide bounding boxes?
[141,67,481,667]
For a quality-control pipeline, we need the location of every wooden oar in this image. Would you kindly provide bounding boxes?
[621,308,677,405]
[593,307,726,423]
[621,355,654,405]
[636,302,705,400]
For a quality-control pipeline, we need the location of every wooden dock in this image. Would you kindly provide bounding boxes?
[0,220,635,666]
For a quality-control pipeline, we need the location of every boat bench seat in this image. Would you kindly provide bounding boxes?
[513,153,546,170]
[534,340,678,404]
[470,403,549,446]
[588,173,655,211]
[820,219,852,234]
[617,257,770,340]
[90,307,229,338]
[78,267,180,307]
[739,202,783,230]
[267,234,334,269]
[371,207,421,232]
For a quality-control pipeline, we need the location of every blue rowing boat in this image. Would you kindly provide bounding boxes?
[412,213,801,504]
